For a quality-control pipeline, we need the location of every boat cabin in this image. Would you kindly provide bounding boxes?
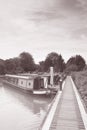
[5,74,48,91]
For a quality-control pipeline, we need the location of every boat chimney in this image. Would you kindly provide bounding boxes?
[50,67,54,86]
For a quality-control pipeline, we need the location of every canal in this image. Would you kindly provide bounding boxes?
[0,82,54,130]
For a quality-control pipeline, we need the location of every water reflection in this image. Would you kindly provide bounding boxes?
[0,82,54,130]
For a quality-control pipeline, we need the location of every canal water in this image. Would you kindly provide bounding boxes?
[0,82,54,130]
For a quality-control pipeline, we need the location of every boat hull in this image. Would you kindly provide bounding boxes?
[33,90,51,95]
[2,80,51,95]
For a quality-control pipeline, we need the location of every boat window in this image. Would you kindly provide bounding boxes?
[21,81,23,84]
[48,76,50,85]
[40,79,44,88]
[29,82,31,86]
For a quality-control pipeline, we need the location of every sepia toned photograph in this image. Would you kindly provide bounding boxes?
[0,0,87,130]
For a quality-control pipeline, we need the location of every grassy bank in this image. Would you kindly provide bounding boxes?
[71,71,87,109]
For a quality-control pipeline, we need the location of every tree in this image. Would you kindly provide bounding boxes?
[66,57,75,65]
[0,59,5,74]
[75,55,86,71]
[11,57,24,73]
[65,64,78,72]
[44,52,65,72]
[5,59,16,74]
[66,55,86,71]
[4,57,24,74]
[57,54,66,72]
[38,61,45,72]
[19,52,36,72]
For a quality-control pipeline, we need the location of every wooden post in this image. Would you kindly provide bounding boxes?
[50,67,54,86]
[59,78,62,91]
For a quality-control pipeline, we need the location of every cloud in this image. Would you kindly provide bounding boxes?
[0,0,87,62]
[26,0,85,22]
[77,0,87,9]
[71,27,87,40]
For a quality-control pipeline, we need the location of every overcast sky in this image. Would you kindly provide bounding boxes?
[0,0,87,63]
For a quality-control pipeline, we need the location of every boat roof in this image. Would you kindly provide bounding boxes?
[5,72,60,80]
[5,74,37,80]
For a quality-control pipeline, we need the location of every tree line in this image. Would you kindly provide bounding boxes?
[0,51,86,75]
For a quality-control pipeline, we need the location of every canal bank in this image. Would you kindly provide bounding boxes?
[39,76,87,130]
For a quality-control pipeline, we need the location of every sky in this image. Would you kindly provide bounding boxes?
[0,0,87,63]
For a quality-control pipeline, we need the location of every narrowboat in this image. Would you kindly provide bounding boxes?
[3,67,60,95]
[4,74,51,95]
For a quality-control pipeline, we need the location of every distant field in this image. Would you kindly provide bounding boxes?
[71,71,87,109]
